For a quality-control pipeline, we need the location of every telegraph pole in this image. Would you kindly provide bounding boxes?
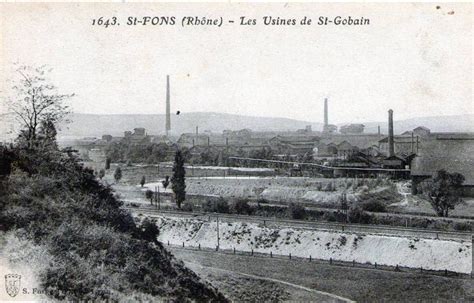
[157,186,160,210]
[154,186,158,209]
[216,215,220,250]
[340,192,348,223]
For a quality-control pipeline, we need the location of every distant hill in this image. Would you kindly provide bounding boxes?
[57,112,324,137]
[1,112,473,140]
[360,115,474,135]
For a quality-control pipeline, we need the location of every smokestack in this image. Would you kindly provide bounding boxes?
[165,75,171,136]
[196,126,198,136]
[324,98,328,126]
[388,109,394,157]
[377,125,380,136]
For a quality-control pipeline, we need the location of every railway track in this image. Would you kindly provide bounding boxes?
[125,207,473,241]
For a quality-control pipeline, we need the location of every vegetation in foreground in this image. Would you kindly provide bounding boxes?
[0,65,226,302]
[0,146,227,301]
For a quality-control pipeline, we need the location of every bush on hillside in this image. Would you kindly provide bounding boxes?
[361,200,387,212]
[202,197,230,214]
[0,146,226,302]
[453,222,472,231]
[287,203,306,220]
[181,201,194,212]
[232,199,253,215]
[348,207,373,224]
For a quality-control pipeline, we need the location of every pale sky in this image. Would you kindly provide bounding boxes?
[0,3,472,124]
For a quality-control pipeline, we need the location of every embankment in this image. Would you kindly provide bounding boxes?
[155,216,472,274]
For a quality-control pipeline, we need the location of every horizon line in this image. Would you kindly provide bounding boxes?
[1,111,472,126]
[67,111,473,125]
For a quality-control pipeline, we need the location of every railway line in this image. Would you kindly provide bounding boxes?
[125,206,472,241]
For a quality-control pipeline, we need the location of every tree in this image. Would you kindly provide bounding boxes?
[37,118,58,150]
[105,158,111,170]
[145,189,154,204]
[140,176,146,187]
[421,170,465,217]
[8,65,73,148]
[162,175,170,190]
[140,218,160,243]
[98,169,105,180]
[113,167,122,183]
[253,187,265,201]
[171,150,186,209]
[200,149,217,165]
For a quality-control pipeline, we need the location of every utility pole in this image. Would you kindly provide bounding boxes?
[157,186,161,210]
[154,186,158,209]
[216,215,220,250]
[340,192,348,223]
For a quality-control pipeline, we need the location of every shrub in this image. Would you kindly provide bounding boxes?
[145,190,153,203]
[113,167,122,183]
[453,222,472,231]
[232,199,253,215]
[202,197,230,214]
[322,211,338,222]
[361,200,387,212]
[339,235,347,246]
[181,201,194,212]
[287,203,306,220]
[1,146,226,302]
[348,207,373,224]
[140,218,160,243]
[215,198,230,213]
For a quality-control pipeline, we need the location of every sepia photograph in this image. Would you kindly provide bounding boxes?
[0,2,473,302]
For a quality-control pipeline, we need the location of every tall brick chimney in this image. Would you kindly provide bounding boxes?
[388,109,395,157]
[165,75,171,136]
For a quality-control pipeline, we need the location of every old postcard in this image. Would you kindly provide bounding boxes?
[0,2,472,302]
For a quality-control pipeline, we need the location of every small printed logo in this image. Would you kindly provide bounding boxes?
[5,274,21,298]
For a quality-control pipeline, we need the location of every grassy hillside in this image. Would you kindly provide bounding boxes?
[0,146,227,302]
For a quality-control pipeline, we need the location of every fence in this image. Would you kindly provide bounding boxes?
[166,241,473,279]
